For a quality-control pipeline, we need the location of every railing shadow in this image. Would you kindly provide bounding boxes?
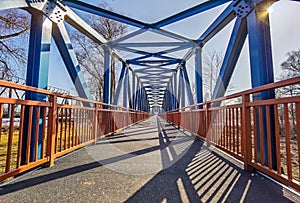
[0,116,296,202]
[125,117,295,203]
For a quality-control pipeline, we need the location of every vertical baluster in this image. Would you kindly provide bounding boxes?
[284,104,292,180]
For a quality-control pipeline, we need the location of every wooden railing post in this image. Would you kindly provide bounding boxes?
[242,94,253,171]
[46,95,57,167]
[93,103,98,144]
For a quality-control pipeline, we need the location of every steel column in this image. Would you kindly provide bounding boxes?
[247,3,276,169]
[113,63,126,105]
[123,69,129,108]
[103,48,111,106]
[23,12,52,163]
[179,67,185,108]
[131,73,136,109]
[195,47,203,105]
[173,73,178,109]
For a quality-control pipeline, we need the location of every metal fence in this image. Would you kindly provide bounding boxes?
[0,80,149,182]
[162,76,300,192]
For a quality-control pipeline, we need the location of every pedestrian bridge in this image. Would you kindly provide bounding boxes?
[1,0,300,202]
[1,116,299,202]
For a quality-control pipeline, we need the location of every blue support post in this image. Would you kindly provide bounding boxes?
[113,63,126,105]
[170,78,174,110]
[52,23,92,101]
[131,73,136,109]
[135,83,140,110]
[127,71,132,109]
[123,69,129,108]
[195,47,203,105]
[22,12,52,163]
[179,68,185,108]
[182,63,195,106]
[173,73,178,109]
[103,48,111,107]
[247,3,276,169]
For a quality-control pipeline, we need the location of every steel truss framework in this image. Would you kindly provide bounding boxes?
[0,0,298,166]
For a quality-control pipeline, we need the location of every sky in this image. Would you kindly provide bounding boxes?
[48,0,300,96]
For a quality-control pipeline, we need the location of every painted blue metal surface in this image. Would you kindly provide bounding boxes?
[182,64,194,106]
[247,4,276,169]
[103,48,111,106]
[197,3,235,46]
[179,68,185,108]
[23,11,51,164]
[131,73,136,109]
[173,73,178,109]
[123,69,129,108]
[195,48,203,105]
[212,18,247,100]
[52,23,92,101]
[113,63,126,105]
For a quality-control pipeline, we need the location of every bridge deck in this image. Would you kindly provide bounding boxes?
[0,116,298,202]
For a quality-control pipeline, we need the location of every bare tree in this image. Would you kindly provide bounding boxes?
[201,50,235,102]
[71,3,127,102]
[0,9,30,80]
[276,49,300,137]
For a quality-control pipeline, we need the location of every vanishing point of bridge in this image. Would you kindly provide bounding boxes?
[1,0,300,202]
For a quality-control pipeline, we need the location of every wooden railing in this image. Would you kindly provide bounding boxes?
[162,76,300,192]
[0,80,149,182]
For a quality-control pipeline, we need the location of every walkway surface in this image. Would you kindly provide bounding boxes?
[0,116,299,202]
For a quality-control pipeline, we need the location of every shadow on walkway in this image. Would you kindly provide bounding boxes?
[0,116,298,202]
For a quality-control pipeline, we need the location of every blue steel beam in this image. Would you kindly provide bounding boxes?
[247,2,276,168]
[195,47,203,104]
[173,73,178,109]
[182,64,194,106]
[52,23,92,101]
[152,0,231,28]
[197,3,235,46]
[123,68,129,108]
[117,42,189,47]
[103,48,111,106]
[211,17,247,100]
[179,68,185,108]
[113,63,126,105]
[131,73,136,109]
[63,0,149,28]
[22,11,52,163]
[110,29,147,46]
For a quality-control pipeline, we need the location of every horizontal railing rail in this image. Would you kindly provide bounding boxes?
[161,76,300,192]
[0,80,150,182]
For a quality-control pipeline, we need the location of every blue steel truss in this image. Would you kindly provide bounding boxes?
[0,0,291,166]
